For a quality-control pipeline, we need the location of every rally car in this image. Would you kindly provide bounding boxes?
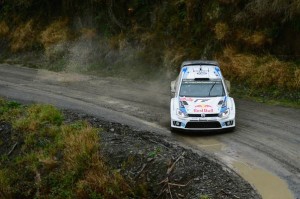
[170,60,235,131]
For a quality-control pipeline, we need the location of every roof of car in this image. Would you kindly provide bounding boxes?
[181,64,223,80]
[181,60,219,68]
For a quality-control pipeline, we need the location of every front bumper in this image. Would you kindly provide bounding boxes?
[171,114,235,131]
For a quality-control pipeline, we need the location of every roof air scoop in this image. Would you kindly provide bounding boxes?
[194,78,209,81]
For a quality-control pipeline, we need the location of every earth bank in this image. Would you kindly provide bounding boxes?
[63,110,261,199]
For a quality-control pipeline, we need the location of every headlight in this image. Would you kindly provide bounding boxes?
[219,108,230,118]
[176,109,188,118]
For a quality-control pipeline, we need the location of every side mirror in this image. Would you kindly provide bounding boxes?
[170,80,176,98]
[225,79,231,93]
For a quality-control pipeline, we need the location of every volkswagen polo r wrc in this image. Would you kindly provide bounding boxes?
[170,60,235,132]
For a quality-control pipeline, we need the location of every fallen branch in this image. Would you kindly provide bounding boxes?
[167,152,185,175]
[34,170,41,198]
[7,142,18,156]
[157,152,187,198]
[168,182,173,199]
[169,178,193,187]
[135,163,147,179]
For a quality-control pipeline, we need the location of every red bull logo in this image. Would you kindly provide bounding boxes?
[194,104,213,113]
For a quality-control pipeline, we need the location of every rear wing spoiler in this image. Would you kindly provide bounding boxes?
[181,60,219,68]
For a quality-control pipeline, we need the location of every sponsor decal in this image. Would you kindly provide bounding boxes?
[194,99,210,103]
[194,108,213,113]
[198,70,208,75]
[182,67,189,79]
[219,96,227,113]
[194,104,213,113]
[178,99,188,114]
[214,67,222,77]
[180,97,193,102]
[180,107,187,114]
[179,98,214,113]
[195,104,212,108]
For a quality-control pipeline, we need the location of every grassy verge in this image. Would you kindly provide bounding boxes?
[231,84,300,108]
[0,99,147,198]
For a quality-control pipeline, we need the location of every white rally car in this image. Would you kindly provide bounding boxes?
[170,60,235,131]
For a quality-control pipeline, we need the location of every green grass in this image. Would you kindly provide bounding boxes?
[231,84,300,108]
[200,195,211,199]
[0,98,148,198]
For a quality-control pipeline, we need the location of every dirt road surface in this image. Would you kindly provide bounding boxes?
[0,64,299,199]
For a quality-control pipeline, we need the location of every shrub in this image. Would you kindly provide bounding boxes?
[0,21,9,37]
[13,104,63,132]
[0,169,12,198]
[163,47,187,72]
[245,0,300,20]
[80,28,97,40]
[61,123,99,170]
[254,57,294,88]
[294,69,300,89]
[40,19,69,50]
[214,22,229,40]
[218,46,256,81]
[244,31,270,47]
[10,20,37,52]
[0,99,22,121]
[217,46,300,91]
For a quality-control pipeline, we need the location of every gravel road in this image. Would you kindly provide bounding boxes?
[0,64,299,199]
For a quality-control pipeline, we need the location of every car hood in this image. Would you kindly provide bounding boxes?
[179,96,226,114]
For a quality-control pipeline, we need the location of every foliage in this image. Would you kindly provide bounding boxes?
[10,20,38,52]
[200,195,211,199]
[217,47,300,105]
[0,21,9,37]
[214,22,229,40]
[40,18,70,50]
[13,104,63,133]
[0,99,22,121]
[244,0,300,21]
[0,100,148,198]
[218,46,299,90]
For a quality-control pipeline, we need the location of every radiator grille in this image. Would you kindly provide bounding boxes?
[188,114,219,118]
[185,121,221,129]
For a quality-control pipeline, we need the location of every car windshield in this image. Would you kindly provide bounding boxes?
[179,80,225,97]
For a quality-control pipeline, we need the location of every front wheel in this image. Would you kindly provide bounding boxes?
[225,127,235,133]
[170,127,177,133]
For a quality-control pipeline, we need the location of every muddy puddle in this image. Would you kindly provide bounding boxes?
[233,162,294,199]
[177,136,294,199]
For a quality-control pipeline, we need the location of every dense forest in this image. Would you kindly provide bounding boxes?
[0,0,299,102]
